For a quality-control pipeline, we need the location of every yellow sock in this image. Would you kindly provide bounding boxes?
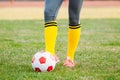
[44,21,58,55]
[67,25,81,61]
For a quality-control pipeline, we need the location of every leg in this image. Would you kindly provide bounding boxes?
[44,0,63,22]
[64,0,83,67]
[44,0,63,56]
[69,0,83,25]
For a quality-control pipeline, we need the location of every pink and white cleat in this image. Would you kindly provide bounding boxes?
[40,50,60,63]
[63,57,75,67]
[51,55,60,64]
[54,55,60,63]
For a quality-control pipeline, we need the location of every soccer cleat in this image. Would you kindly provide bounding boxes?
[40,50,59,63]
[54,55,60,63]
[51,55,60,63]
[63,57,75,67]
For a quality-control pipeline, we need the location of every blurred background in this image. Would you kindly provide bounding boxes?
[0,0,120,20]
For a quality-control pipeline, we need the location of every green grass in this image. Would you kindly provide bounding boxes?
[0,19,120,80]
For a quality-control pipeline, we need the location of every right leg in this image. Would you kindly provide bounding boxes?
[44,0,63,22]
[64,0,83,67]
[44,0,63,55]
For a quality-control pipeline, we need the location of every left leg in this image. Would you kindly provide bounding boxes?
[44,0,63,56]
[69,0,83,25]
[64,0,83,67]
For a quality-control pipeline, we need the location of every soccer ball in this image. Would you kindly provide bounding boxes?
[32,51,56,72]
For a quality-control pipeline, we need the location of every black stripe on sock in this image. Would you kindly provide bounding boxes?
[45,25,57,27]
[44,21,57,27]
[69,24,81,29]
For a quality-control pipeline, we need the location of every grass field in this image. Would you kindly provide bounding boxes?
[0,19,120,80]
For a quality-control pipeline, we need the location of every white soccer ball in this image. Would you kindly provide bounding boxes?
[32,51,56,72]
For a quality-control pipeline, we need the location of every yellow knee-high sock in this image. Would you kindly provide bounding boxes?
[67,25,81,61]
[44,21,58,55]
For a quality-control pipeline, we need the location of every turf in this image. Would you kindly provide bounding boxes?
[0,19,120,80]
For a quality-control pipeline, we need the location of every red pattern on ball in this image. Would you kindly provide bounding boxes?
[47,66,53,72]
[35,68,41,72]
[39,57,46,64]
[32,56,35,63]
